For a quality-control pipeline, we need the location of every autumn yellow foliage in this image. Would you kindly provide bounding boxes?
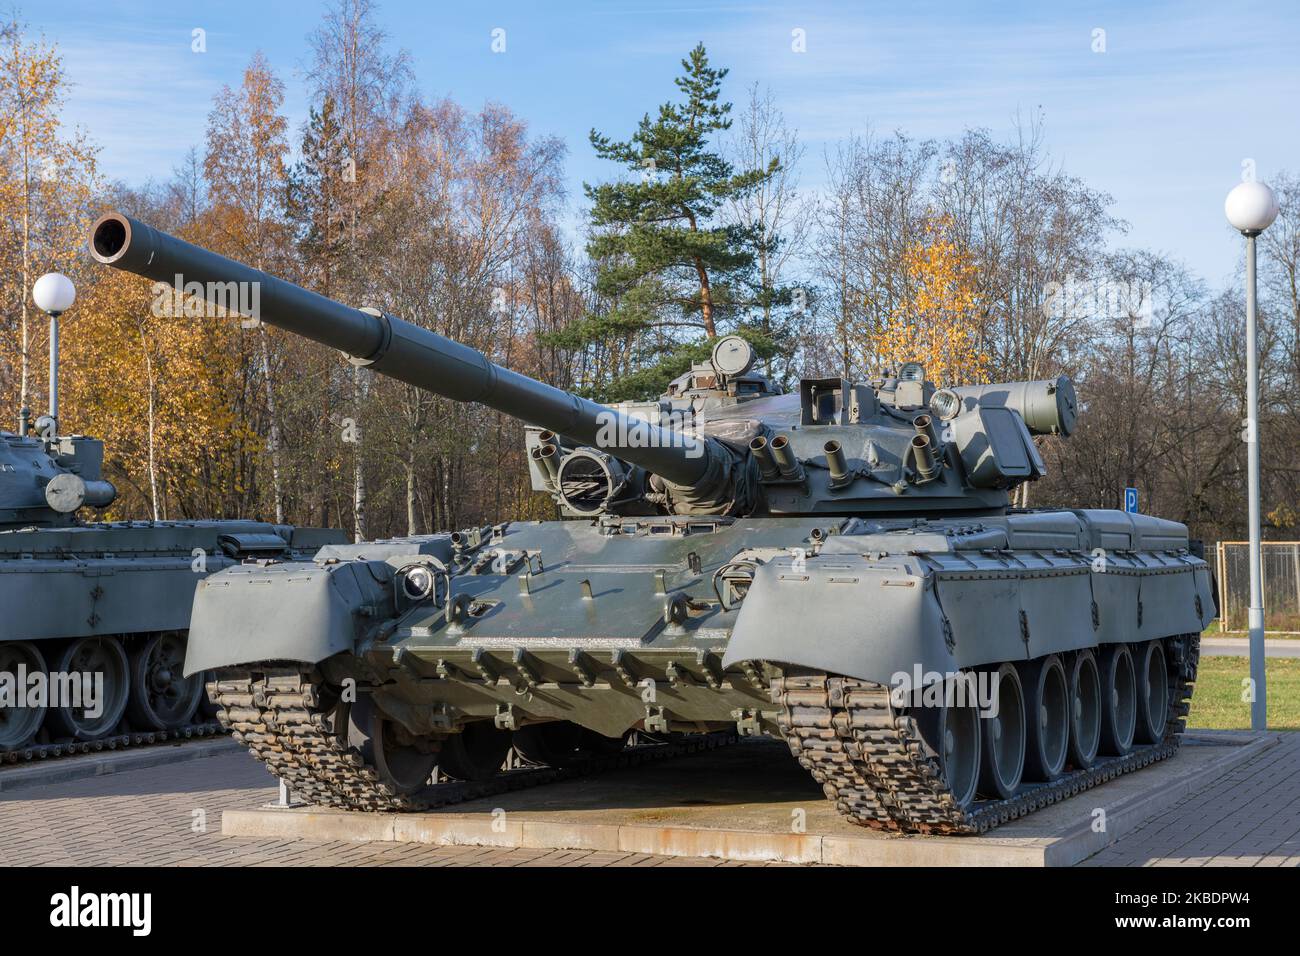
[60,270,259,520]
[859,216,989,386]
[0,17,99,416]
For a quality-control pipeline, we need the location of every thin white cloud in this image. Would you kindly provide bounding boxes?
[48,22,312,185]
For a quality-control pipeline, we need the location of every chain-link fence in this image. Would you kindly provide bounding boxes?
[1215,541,1300,633]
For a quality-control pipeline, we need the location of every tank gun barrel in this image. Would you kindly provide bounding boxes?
[89,213,714,488]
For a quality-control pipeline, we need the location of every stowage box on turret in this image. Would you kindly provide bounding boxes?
[90,212,1212,833]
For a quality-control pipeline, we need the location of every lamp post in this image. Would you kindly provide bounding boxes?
[31,272,76,435]
[1224,180,1279,731]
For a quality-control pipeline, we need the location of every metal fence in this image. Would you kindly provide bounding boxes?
[1215,541,1300,633]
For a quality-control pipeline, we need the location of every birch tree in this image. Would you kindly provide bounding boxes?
[0,15,97,419]
[204,51,291,522]
[725,83,810,381]
[307,0,412,540]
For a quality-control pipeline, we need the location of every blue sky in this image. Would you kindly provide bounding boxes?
[29,0,1300,289]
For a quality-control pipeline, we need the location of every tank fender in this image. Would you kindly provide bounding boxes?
[1193,563,1216,630]
[721,554,957,685]
[183,559,395,675]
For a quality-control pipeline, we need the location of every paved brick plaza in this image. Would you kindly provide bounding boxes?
[0,749,770,867]
[1082,732,1300,866]
[1,734,1297,867]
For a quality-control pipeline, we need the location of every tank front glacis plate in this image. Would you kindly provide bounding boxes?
[386,517,826,644]
[348,518,827,736]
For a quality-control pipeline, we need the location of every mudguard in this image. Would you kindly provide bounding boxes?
[722,553,957,684]
[722,510,1215,685]
[183,559,394,675]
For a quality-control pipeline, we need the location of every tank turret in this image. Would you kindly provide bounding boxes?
[2,269,118,527]
[0,430,117,526]
[91,212,1075,521]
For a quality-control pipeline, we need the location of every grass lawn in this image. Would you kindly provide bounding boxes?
[1186,656,1300,730]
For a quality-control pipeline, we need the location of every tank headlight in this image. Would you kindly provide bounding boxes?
[930,388,962,421]
[400,565,436,602]
[898,362,925,383]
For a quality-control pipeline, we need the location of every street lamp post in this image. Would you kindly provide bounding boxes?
[31,272,77,435]
[1224,180,1279,731]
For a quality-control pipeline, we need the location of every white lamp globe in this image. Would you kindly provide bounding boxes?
[1225,181,1280,233]
[33,272,76,314]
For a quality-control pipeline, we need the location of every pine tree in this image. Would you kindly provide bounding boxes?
[577,43,777,399]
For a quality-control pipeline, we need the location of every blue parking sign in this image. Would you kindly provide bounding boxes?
[1124,487,1138,514]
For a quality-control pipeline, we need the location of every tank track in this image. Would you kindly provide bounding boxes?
[0,721,226,765]
[209,666,736,811]
[773,634,1199,835]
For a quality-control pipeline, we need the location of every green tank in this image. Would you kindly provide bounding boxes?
[90,211,1212,833]
[0,288,345,761]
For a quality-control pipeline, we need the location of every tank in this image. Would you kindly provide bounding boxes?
[0,284,346,760]
[90,211,1213,834]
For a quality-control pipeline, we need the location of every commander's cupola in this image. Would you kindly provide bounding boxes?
[663,336,779,408]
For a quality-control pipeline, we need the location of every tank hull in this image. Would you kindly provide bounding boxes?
[196,508,1211,832]
[0,521,345,754]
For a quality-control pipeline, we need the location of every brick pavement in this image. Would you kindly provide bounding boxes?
[1082,732,1300,866]
[0,750,778,867]
[1,733,1297,866]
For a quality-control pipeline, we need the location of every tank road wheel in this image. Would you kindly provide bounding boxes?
[45,637,130,740]
[1134,641,1170,745]
[346,695,438,795]
[438,721,513,782]
[0,642,48,750]
[197,670,221,720]
[1018,654,1069,782]
[1067,649,1102,769]
[914,679,982,810]
[126,632,204,731]
[514,722,623,768]
[978,663,1025,799]
[1099,644,1137,756]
